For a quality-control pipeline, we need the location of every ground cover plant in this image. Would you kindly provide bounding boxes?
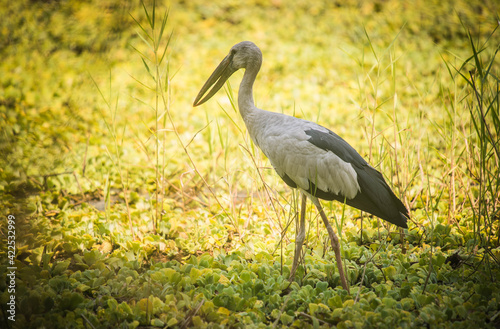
[1,0,500,328]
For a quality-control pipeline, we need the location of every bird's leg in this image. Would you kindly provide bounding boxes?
[314,201,350,293]
[289,193,307,281]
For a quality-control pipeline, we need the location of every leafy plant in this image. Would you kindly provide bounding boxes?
[129,0,173,233]
[460,26,500,248]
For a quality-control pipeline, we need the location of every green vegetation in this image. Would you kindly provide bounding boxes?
[1,0,500,328]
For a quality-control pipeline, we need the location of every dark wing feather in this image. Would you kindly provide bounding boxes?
[302,127,409,228]
[304,128,367,166]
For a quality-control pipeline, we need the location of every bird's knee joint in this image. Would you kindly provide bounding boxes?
[296,231,305,241]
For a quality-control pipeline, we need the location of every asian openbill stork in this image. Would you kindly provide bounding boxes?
[193,41,409,292]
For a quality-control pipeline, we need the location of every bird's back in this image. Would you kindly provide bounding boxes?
[245,109,408,228]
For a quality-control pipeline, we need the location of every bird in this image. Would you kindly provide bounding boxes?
[193,41,409,292]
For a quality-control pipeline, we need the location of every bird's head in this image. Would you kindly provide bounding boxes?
[193,41,262,107]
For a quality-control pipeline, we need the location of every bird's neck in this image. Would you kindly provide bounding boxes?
[238,64,260,120]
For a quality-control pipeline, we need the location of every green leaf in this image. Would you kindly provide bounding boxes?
[117,302,133,316]
[309,303,318,315]
[315,281,329,292]
[60,292,85,311]
[280,313,294,325]
[190,267,202,281]
[402,297,415,310]
[382,297,397,308]
[52,260,70,276]
[328,295,343,309]
[167,317,178,327]
[383,266,397,280]
[240,270,253,283]
[76,284,91,292]
[108,298,118,311]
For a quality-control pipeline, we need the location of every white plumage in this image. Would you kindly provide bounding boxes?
[193,41,409,292]
[252,112,361,198]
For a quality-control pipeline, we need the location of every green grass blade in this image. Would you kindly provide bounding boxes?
[141,0,153,29]
[160,30,174,65]
[363,26,378,63]
[157,8,170,53]
[128,73,155,91]
[129,13,153,43]
[141,57,154,79]
[130,44,151,63]
[218,103,243,135]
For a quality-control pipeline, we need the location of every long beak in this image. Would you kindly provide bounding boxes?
[193,53,237,107]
